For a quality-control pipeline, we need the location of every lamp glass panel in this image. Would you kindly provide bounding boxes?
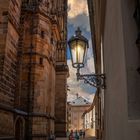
[76,40,86,64]
[70,41,77,64]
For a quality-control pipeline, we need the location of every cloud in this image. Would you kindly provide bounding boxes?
[68,0,90,32]
[67,59,96,102]
[68,0,88,18]
[67,0,96,102]
[68,14,90,32]
[85,38,95,73]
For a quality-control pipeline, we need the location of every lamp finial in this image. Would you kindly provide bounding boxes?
[75,27,82,36]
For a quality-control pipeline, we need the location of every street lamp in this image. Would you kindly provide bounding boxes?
[68,27,105,89]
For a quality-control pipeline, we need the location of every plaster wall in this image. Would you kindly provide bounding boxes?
[103,0,140,140]
[70,105,90,130]
[121,0,140,120]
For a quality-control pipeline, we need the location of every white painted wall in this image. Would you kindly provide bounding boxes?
[103,0,140,140]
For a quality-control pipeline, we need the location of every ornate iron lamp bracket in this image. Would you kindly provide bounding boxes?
[76,68,105,89]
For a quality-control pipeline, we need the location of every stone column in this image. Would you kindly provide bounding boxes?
[55,65,68,137]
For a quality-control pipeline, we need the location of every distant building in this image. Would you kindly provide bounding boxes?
[67,96,91,131]
[82,104,95,130]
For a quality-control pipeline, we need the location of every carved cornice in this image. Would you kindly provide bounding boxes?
[0,103,14,113]
[0,104,55,120]
[55,64,69,72]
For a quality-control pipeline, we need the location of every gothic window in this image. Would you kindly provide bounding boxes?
[15,118,24,140]
[41,30,45,38]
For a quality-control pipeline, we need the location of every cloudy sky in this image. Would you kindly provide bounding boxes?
[67,0,96,102]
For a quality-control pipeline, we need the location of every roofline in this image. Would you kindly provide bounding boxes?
[68,104,91,107]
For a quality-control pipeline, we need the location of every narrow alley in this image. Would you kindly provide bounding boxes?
[0,0,140,140]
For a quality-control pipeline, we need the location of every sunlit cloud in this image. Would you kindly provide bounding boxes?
[68,0,90,32]
[68,0,88,18]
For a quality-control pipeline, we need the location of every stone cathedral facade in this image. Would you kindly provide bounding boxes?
[0,0,68,139]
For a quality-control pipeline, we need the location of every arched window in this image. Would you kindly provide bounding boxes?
[15,118,25,140]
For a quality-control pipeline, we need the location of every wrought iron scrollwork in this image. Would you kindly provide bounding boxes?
[76,68,105,89]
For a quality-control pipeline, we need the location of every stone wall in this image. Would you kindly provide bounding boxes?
[0,0,21,106]
[55,72,68,137]
[54,0,68,137]
[0,0,21,138]
[0,110,14,137]
[0,0,68,139]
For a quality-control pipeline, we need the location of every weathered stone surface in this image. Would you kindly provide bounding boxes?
[0,0,68,140]
[55,72,68,137]
[0,110,14,136]
[0,0,21,106]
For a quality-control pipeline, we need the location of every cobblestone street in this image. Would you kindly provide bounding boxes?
[82,137,96,140]
[56,137,96,140]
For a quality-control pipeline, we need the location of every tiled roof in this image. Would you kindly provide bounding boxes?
[69,96,91,106]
